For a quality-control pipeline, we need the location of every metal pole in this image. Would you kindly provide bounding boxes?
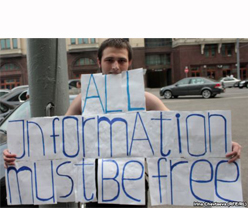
[26,39,70,118]
[236,38,240,79]
[27,39,76,207]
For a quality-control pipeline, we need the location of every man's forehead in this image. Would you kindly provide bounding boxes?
[102,47,129,58]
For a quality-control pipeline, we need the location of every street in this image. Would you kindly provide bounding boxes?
[145,87,248,207]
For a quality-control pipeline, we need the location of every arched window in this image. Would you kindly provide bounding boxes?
[0,63,19,71]
[74,58,95,66]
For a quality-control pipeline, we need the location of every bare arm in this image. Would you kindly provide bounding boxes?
[145,91,169,111]
[65,93,82,116]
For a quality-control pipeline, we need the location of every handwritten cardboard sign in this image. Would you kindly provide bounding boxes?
[5,69,242,206]
[81,68,146,116]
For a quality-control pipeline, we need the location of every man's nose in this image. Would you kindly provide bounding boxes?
[112,60,119,69]
[110,61,121,74]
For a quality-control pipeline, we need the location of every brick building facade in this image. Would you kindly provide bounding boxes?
[0,38,248,89]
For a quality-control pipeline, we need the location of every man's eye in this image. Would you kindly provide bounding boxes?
[118,59,126,64]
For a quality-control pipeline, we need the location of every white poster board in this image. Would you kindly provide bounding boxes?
[5,69,242,206]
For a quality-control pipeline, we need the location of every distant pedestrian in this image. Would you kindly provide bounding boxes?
[76,81,81,89]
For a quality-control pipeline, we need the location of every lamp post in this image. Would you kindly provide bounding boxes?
[236,38,240,79]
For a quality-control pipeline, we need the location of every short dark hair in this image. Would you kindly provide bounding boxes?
[97,38,133,61]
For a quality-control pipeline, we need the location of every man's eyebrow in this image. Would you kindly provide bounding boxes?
[104,57,128,60]
[104,57,114,60]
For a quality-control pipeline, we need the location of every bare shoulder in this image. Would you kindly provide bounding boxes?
[65,93,82,116]
[145,91,169,111]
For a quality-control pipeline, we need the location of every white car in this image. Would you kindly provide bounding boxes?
[0,89,10,97]
[220,77,240,88]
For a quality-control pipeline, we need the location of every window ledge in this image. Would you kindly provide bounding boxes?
[0,48,22,56]
[68,43,99,51]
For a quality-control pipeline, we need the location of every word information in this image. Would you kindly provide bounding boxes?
[7,111,232,160]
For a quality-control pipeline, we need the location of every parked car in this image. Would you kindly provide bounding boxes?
[0,89,10,97]
[160,77,224,99]
[233,81,240,87]
[0,95,77,207]
[18,89,29,102]
[238,79,248,89]
[0,85,29,107]
[10,85,28,91]
[220,77,240,88]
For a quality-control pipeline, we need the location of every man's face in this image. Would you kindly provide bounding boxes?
[98,47,132,74]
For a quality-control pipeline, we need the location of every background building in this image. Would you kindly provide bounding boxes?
[172,38,248,83]
[0,38,248,89]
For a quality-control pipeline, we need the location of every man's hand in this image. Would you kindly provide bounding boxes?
[226,141,241,163]
[3,149,16,168]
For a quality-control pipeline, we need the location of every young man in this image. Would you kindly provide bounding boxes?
[66,38,171,207]
[65,39,169,116]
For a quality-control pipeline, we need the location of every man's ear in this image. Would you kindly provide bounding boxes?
[97,58,102,73]
[129,60,132,69]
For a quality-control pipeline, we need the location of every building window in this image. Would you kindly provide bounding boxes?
[204,44,217,57]
[206,65,216,79]
[0,39,11,50]
[0,63,19,71]
[191,66,200,77]
[223,70,231,77]
[78,38,83,44]
[74,74,80,78]
[12,38,18,49]
[145,38,172,47]
[75,58,95,66]
[240,68,248,80]
[222,65,231,77]
[222,65,230,69]
[221,43,233,57]
[90,38,96,44]
[207,71,215,79]
[71,38,76,45]
[0,78,20,89]
[78,38,89,44]
[146,54,170,66]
